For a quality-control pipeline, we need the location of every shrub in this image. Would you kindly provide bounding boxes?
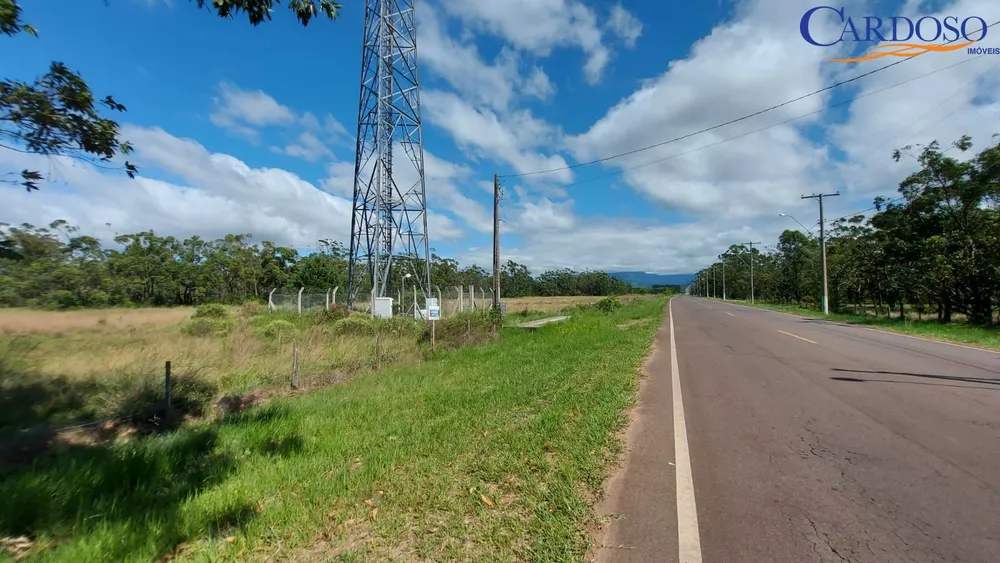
[260,320,297,340]
[239,301,263,317]
[595,295,622,313]
[315,305,349,324]
[374,316,423,338]
[193,303,229,319]
[332,315,376,336]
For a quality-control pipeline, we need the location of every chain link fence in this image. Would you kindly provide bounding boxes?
[268,287,341,313]
[266,285,498,317]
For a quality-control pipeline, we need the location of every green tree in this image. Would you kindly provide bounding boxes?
[500,260,536,297]
[1,0,341,191]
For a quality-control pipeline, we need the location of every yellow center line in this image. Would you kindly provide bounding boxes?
[777,330,818,344]
[726,312,736,317]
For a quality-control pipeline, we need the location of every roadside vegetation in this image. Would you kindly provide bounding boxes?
[0,297,667,562]
[0,302,498,440]
[694,136,1000,335]
[727,299,1000,350]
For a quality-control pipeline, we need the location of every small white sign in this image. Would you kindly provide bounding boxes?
[426,297,439,308]
[428,306,441,320]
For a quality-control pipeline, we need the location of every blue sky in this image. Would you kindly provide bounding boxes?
[3,0,1000,274]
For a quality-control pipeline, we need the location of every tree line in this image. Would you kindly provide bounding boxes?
[693,136,1000,324]
[0,221,640,309]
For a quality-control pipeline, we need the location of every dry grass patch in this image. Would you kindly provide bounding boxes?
[0,307,195,334]
[503,294,657,315]
[0,306,452,438]
[503,296,604,313]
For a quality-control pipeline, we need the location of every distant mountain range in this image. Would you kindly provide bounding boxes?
[610,271,696,289]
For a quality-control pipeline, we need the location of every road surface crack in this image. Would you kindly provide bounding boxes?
[805,516,855,563]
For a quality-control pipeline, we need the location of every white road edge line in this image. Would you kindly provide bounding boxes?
[670,300,703,563]
[726,312,736,317]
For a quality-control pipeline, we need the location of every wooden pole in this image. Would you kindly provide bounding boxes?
[164,360,172,419]
[432,320,436,351]
[291,341,299,390]
[375,333,381,370]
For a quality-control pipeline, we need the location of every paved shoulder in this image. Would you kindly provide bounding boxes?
[593,302,679,563]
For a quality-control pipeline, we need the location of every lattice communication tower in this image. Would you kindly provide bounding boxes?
[347,0,431,310]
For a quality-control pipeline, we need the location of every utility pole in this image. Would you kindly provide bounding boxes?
[741,242,761,304]
[492,174,501,311]
[720,253,726,301]
[712,265,716,299]
[801,192,840,315]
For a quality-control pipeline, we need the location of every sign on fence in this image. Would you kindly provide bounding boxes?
[427,298,440,321]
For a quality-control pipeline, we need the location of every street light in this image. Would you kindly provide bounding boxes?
[779,213,814,237]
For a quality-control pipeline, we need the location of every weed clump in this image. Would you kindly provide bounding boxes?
[315,305,349,324]
[181,318,232,337]
[332,315,376,336]
[595,295,622,313]
[374,316,422,338]
[192,303,229,319]
[421,312,495,349]
[238,302,263,317]
[259,320,297,341]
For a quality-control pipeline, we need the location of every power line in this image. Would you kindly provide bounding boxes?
[500,20,1000,180]
[526,53,996,193]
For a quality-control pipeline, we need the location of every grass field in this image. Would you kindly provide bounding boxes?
[502,296,605,313]
[0,307,196,333]
[0,297,653,438]
[726,299,1000,350]
[0,302,496,439]
[0,297,667,562]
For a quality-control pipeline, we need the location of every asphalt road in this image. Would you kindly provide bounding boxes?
[594,296,1000,563]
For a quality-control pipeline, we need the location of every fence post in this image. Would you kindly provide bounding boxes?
[164,360,172,416]
[325,289,331,311]
[268,288,276,313]
[413,286,418,319]
[469,285,475,310]
[333,286,339,307]
[457,286,463,313]
[291,341,299,390]
[297,287,305,315]
[480,287,486,310]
